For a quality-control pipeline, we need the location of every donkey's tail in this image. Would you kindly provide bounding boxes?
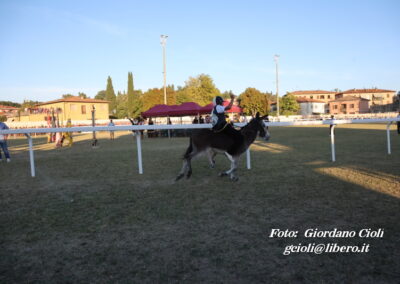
[183,137,193,159]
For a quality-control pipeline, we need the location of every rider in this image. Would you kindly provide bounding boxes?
[211,94,244,154]
[211,94,234,130]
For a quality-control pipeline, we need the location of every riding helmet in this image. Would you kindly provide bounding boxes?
[213,96,224,105]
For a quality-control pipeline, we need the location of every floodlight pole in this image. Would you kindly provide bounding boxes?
[160,35,168,105]
[274,55,280,117]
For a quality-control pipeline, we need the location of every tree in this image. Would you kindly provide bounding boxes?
[184,74,220,106]
[95,90,106,100]
[238,87,270,116]
[127,72,134,116]
[280,93,300,115]
[141,87,175,111]
[62,94,74,99]
[175,88,191,104]
[116,91,128,118]
[221,90,235,100]
[21,100,41,109]
[0,101,21,108]
[127,72,143,118]
[105,76,117,115]
[78,92,88,98]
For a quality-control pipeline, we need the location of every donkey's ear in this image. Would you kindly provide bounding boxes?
[256,112,260,119]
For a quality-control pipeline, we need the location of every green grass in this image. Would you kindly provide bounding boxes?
[1,125,399,283]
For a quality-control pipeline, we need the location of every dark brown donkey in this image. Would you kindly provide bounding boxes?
[176,113,270,181]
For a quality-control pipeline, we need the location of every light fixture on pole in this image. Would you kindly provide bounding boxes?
[274,54,280,117]
[160,35,168,105]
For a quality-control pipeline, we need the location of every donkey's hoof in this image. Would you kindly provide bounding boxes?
[219,172,228,177]
[175,174,184,181]
[231,176,239,182]
[186,170,192,179]
[210,163,215,169]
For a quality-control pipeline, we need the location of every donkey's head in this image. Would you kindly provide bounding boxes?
[253,112,270,141]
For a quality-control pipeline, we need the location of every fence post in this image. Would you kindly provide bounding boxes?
[25,134,36,177]
[135,131,143,174]
[330,124,336,162]
[386,122,392,155]
[246,149,251,169]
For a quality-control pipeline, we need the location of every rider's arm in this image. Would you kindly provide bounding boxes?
[224,94,235,111]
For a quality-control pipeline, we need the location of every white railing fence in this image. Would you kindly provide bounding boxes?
[0,118,399,178]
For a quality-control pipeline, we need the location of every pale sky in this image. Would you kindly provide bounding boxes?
[0,0,399,103]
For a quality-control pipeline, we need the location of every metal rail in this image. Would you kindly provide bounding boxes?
[1,118,399,178]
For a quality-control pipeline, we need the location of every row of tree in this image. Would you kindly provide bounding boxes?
[3,73,299,118]
[93,73,299,118]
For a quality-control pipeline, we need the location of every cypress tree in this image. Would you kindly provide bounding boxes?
[105,76,117,115]
[127,72,134,116]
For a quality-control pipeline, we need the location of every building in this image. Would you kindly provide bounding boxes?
[336,89,396,112]
[289,90,336,104]
[296,98,326,115]
[0,105,19,118]
[329,96,370,115]
[17,96,110,123]
[289,90,336,113]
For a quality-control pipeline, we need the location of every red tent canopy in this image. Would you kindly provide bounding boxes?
[141,102,202,118]
[168,102,202,116]
[200,101,243,114]
[141,104,171,118]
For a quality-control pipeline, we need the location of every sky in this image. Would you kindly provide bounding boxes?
[0,0,399,103]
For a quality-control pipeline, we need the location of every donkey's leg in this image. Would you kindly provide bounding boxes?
[219,152,234,177]
[218,153,240,181]
[206,148,217,168]
[228,156,240,182]
[176,148,200,181]
[176,159,188,181]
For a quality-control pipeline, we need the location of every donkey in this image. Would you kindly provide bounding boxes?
[176,113,270,181]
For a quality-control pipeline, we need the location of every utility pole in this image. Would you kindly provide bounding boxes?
[91,105,98,148]
[274,55,280,117]
[160,35,168,105]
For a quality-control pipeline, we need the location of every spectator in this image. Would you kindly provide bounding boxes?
[108,119,115,140]
[64,119,73,146]
[147,118,155,138]
[0,121,11,162]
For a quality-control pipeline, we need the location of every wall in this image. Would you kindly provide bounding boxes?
[13,101,109,123]
[300,102,326,115]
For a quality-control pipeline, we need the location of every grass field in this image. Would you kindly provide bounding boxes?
[1,125,399,283]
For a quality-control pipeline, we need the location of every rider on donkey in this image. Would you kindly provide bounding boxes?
[211,94,244,155]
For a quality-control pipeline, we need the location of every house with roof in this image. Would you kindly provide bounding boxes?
[296,98,326,115]
[289,90,337,113]
[336,89,396,112]
[0,105,19,118]
[17,96,110,123]
[329,96,370,115]
[289,90,336,104]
